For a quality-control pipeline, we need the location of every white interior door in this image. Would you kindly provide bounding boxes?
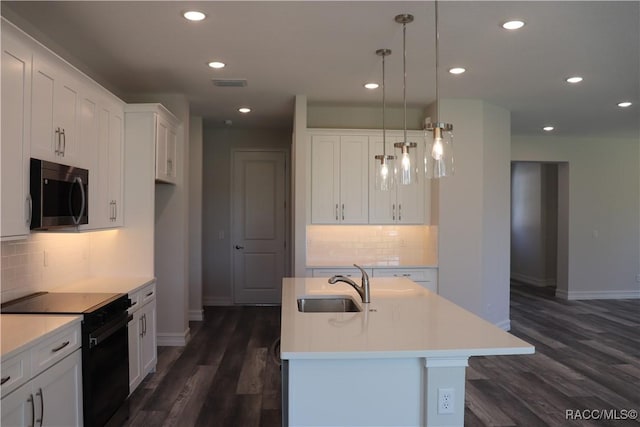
[232,150,287,304]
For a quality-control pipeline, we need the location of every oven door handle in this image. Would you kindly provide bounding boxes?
[88,313,129,348]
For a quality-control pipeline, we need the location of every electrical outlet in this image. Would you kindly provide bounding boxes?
[438,388,455,414]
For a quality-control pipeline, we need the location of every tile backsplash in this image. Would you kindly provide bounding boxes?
[306,225,438,267]
[1,233,91,303]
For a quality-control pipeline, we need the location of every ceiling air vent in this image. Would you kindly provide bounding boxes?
[212,79,248,87]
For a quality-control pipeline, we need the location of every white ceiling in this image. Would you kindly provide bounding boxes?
[2,1,639,138]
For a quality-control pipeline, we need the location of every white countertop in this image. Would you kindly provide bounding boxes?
[280,277,534,360]
[53,276,155,294]
[1,314,81,359]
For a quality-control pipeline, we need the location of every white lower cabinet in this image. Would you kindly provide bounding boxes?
[311,267,372,279]
[1,321,82,427]
[372,267,438,293]
[128,283,157,394]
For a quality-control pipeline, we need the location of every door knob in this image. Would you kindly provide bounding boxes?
[235,245,245,250]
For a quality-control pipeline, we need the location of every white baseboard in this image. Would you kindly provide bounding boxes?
[157,328,191,347]
[556,289,640,300]
[188,309,204,321]
[511,272,556,287]
[203,296,233,306]
[494,319,511,331]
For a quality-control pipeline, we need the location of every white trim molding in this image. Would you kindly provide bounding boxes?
[157,328,191,347]
[556,289,640,300]
[189,309,204,321]
[494,319,511,331]
[511,272,556,288]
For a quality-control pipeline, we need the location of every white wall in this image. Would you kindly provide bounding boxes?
[202,126,291,304]
[307,103,424,130]
[435,99,512,328]
[188,116,203,320]
[512,135,640,299]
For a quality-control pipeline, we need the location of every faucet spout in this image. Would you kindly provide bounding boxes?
[327,264,371,303]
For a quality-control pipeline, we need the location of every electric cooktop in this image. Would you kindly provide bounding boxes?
[1,291,126,314]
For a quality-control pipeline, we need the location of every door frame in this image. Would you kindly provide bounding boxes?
[229,147,291,304]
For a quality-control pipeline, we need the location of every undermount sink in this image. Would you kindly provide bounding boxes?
[297,297,361,313]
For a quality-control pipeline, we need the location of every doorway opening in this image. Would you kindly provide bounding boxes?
[510,161,569,297]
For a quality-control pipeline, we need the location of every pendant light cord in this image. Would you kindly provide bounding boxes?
[435,0,440,123]
[382,52,387,156]
[402,20,408,144]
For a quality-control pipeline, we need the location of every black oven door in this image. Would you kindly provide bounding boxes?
[82,312,130,427]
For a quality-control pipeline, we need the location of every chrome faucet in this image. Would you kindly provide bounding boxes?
[328,264,370,303]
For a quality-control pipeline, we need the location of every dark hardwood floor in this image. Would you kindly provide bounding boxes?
[122,284,639,426]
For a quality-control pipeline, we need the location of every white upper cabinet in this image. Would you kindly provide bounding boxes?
[1,26,32,239]
[369,132,426,224]
[311,134,368,224]
[155,114,178,184]
[31,52,81,166]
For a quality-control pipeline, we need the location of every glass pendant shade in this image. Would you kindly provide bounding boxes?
[425,123,454,179]
[375,155,396,191]
[394,142,418,185]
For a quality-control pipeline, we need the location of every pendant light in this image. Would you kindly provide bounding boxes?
[425,0,454,179]
[394,14,418,186]
[374,48,396,191]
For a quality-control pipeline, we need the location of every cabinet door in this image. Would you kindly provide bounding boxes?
[31,54,57,162]
[155,116,168,181]
[128,311,142,393]
[165,124,177,183]
[1,381,33,427]
[369,136,398,224]
[109,108,124,225]
[1,31,31,238]
[54,71,80,164]
[33,349,82,427]
[339,135,369,224]
[140,300,157,376]
[80,95,102,229]
[310,135,340,224]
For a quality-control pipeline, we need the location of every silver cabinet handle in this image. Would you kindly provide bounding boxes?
[341,204,345,221]
[235,245,244,250]
[1,376,10,385]
[26,194,32,226]
[114,200,117,221]
[392,204,396,221]
[35,388,43,426]
[399,204,402,221]
[28,394,35,427]
[335,204,338,221]
[143,313,147,336]
[167,159,173,174]
[51,340,70,352]
[60,129,66,156]
[146,291,154,297]
[54,128,60,155]
[139,315,144,337]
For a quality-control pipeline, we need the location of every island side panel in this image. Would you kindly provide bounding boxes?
[288,358,424,426]
[423,358,468,427]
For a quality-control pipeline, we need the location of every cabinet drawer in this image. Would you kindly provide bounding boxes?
[141,283,156,305]
[372,268,437,283]
[31,323,80,375]
[0,351,30,398]
[128,289,142,314]
[312,268,372,278]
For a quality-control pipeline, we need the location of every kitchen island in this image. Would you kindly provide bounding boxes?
[280,277,534,427]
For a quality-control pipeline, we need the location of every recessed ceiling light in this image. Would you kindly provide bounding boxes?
[364,83,379,90]
[501,20,525,30]
[617,101,632,108]
[238,107,251,114]
[448,67,466,75]
[566,76,583,84]
[183,11,206,21]
[208,61,226,69]
[543,126,554,132]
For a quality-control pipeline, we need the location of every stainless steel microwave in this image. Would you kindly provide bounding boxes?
[30,158,88,230]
